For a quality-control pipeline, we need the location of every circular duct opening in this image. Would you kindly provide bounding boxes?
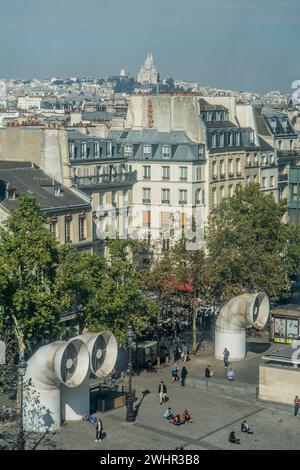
[91,331,118,378]
[253,293,269,329]
[56,339,90,388]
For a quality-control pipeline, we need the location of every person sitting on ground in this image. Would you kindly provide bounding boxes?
[227,367,236,381]
[171,364,179,382]
[205,365,213,378]
[228,431,240,444]
[171,414,182,425]
[82,415,96,424]
[241,420,253,434]
[181,409,192,424]
[163,407,173,420]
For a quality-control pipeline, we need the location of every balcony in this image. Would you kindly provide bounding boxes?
[277,150,300,164]
[228,172,234,178]
[162,200,170,204]
[162,176,170,180]
[278,174,288,183]
[220,173,225,179]
[143,199,151,204]
[236,171,242,177]
[71,171,137,189]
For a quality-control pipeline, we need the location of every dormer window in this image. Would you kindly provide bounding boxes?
[162,145,171,159]
[106,141,112,156]
[143,145,152,159]
[124,144,133,157]
[80,141,87,159]
[219,133,225,147]
[249,130,254,145]
[198,145,204,158]
[93,141,100,157]
[228,132,233,146]
[282,118,288,132]
[211,133,217,148]
[271,118,277,131]
[69,142,75,159]
[54,186,61,196]
[7,188,16,200]
[235,132,241,146]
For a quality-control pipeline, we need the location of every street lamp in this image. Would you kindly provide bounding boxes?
[125,325,135,422]
[17,358,27,450]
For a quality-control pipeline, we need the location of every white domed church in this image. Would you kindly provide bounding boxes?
[137,52,158,85]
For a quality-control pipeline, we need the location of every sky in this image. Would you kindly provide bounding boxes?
[0,0,299,92]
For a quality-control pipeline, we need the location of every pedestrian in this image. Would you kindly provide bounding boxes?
[171,364,179,382]
[95,417,103,442]
[223,348,230,367]
[171,414,182,426]
[227,367,236,381]
[228,431,240,444]
[181,409,192,424]
[205,365,213,378]
[181,343,188,362]
[241,420,253,434]
[294,395,300,416]
[181,366,188,386]
[163,406,173,420]
[158,381,167,405]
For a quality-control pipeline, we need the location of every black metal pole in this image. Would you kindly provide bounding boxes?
[126,341,135,422]
[16,374,25,450]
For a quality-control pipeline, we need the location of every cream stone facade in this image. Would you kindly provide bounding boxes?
[137,52,158,85]
[259,364,300,405]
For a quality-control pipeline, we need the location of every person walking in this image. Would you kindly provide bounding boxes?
[181,343,188,362]
[158,381,167,405]
[227,367,236,381]
[294,395,300,416]
[181,366,188,386]
[95,417,103,442]
[223,348,230,367]
[171,364,179,382]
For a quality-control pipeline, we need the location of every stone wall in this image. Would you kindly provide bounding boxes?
[259,364,300,405]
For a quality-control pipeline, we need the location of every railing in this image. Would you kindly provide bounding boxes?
[72,171,137,188]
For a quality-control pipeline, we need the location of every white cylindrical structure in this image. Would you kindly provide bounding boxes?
[62,331,118,421]
[24,338,89,432]
[215,292,269,361]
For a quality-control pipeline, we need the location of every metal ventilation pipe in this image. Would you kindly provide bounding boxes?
[61,331,118,421]
[215,292,269,361]
[23,338,90,432]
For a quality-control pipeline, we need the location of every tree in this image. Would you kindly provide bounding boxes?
[205,183,300,302]
[54,245,107,334]
[88,239,157,342]
[147,238,208,355]
[0,194,61,360]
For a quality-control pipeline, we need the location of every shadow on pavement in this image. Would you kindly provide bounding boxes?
[134,389,151,418]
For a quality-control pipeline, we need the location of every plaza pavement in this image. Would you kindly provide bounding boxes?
[1,337,299,450]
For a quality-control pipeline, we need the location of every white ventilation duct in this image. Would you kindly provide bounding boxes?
[215,292,269,361]
[23,338,89,432]
[61,331,118,421]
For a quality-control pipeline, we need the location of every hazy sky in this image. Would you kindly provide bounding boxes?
[0,0,299,92]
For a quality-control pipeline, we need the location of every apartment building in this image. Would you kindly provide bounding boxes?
[0,161,93,251]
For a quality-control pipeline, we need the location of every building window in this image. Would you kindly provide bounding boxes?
[246,153,251,166]
[162,189,170,204]
[79,214,86,241]
[143,165,151,180]
[262,177,267,189]
[228,132,233,146]
[270,176,274,188]
[179,167,188,181]
[212,187,217,206]
[142,188,151,204]
[162,145,171,159]
[162,166,170,180]
[143,145,152,159]
[292,184,298,201]
[220,160,225,177]
[253,174,257,183]
[220,186,225,199]
[198,146,204,158]
[219,133,225,147]
[50,217,58,239]
[64,216,72,243]
[249,130,254,144]
[124,144,133,157]
[197,167,201,181]
[290,140,294,151]
[236,158,241,175]
[81,142,87,159]
[269,154,274,165]
[212,161,217,178]
[106,141,112,156]
[69,143,75,159]
[161,212,171,228]
[179,189,187,204]
[254,153,258,165]
[143,211,151,228]
[211,133,217,148]
[94,141,100,157]
[196,189,201,204]
[235,132,241,146]
[278,140,282,151]
[228,159,233,175]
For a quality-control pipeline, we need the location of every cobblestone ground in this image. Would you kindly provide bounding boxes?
[1,339,299,450]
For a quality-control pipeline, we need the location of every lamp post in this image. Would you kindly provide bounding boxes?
[125,325,135,422]
[17,358,27,450]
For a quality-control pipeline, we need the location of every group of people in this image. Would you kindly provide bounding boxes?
[171,364,188,386]
[172,341,189,362]
[203,348,236,381]
[229,420,254,444]
[164,406,192,425]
